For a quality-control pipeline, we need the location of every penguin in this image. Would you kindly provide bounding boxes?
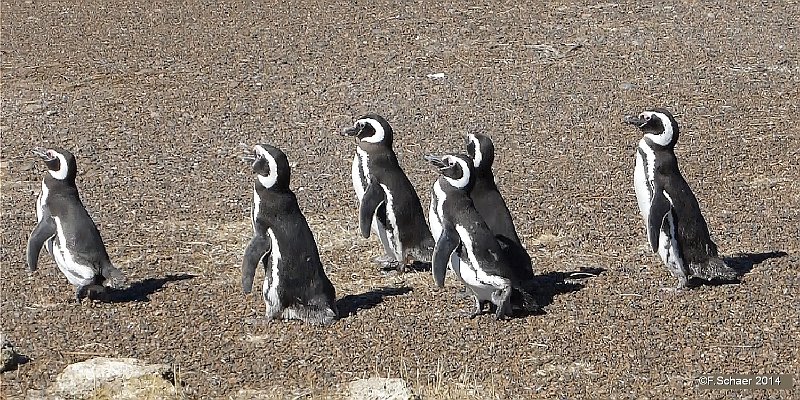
[241,144,338,325]
[624,108,737,288]
[426,153,538,319]
[341,114,435,270]
[465,133,534,280]
[26,147,125,301]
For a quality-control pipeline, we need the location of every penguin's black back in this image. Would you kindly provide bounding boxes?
[361,144,432,248]
[652,147,718,264]
[254,187,336,304]
[471,173,522,246]
[44,176,110,266]
[441,185,526,283]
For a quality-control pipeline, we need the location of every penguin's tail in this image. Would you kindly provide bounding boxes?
[689,257,738,282]
[285,304,338,326]
[100,261,127,289]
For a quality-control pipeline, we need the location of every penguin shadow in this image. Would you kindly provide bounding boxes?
[710,250,788,284]
[530,267,606,309]
[725,250,788,274]
[101,274,197,303]
[336,286,413,318]
[686,251,788,287]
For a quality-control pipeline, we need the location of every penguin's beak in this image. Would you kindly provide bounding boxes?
[424,154,447,169]
[623,114,647,127]
[32,147,56,161]
[341,122,362,137]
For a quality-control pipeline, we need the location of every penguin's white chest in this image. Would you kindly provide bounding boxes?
[251,189,261,234]
[263,228,282,308]
[380,183,402,259]
[429,180,446,241]
[634,142,655,225]
[454,225,508,298]
[51,216,97,287]
[352,148,369,201]
[37,181,49,222]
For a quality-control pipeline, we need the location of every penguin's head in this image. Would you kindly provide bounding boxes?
[32,147,77,183]
[624,108,680,148]
[465,133,495,171]
[243,144,291,190]
[341,114,393,146]
[425,153,474,191]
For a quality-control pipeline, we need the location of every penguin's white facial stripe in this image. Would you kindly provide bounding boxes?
[254,145,279,188]
[443,156,470,189]
[641,111,674,146]
[48,152,69,180]
[357,118,385,144]
[468,135,482,168]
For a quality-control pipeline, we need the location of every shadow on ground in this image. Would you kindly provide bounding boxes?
[724,251,788,274]
[531,266,606,310]
[103,274,197,303]
[336,286,413,317]
[688,251,788,287]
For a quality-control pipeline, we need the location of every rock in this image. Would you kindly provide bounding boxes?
[349,377,417,400]
[27,357,179,400]
[1,332,19,372]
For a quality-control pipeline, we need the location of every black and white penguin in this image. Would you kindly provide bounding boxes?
[26,147,125,301]
[624,108,737,288]
[241,144,338,325]
[426,153,538,319]
[341,114,434,269]
[465,133,534,280]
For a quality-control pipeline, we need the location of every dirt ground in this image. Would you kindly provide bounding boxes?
[1,0,798,398]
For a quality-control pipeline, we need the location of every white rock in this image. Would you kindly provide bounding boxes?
[349,377,416,400]
[26,357,179,400]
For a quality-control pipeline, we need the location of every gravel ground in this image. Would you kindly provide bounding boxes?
[1,0,799,398]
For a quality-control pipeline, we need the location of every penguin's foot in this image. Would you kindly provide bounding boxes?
[378,259,404,273]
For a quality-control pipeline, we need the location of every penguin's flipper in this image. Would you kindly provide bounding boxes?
[432,225,460,287]
[647,188,672,253]
[359,180,386,239]
[26,217,56,272]
[242,235,271,293]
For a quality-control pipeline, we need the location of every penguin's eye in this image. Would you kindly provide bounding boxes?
[641,114,651,121]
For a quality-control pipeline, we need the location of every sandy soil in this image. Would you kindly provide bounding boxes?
[1,0,798,398]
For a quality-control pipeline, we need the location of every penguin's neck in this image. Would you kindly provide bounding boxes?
[43,175,78,192]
